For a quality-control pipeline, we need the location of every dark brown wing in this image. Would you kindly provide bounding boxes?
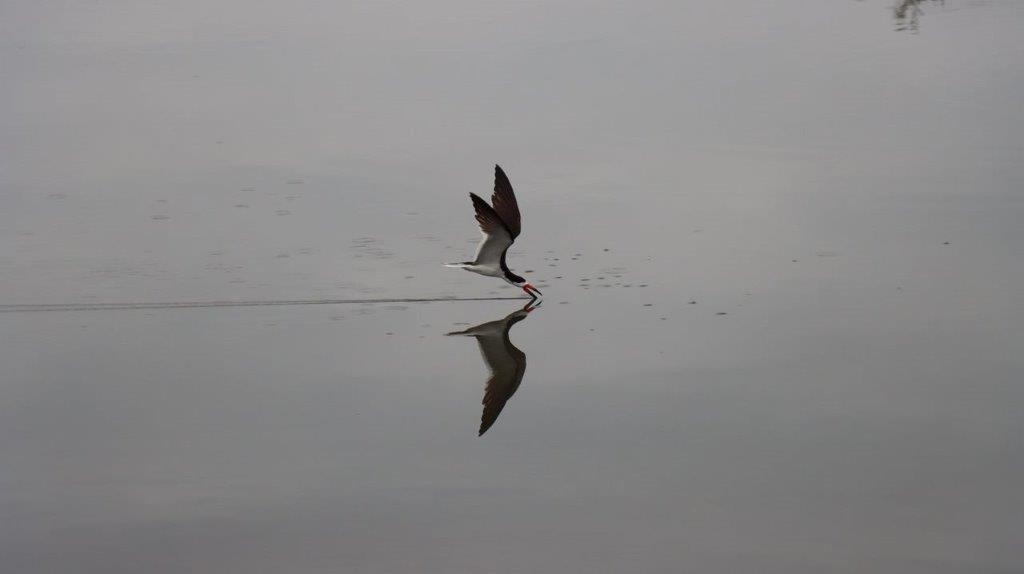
[491,165,521,239]
[471,192,510,236]
[469,193,514,265]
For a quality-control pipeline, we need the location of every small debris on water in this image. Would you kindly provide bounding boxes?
[716,312,727,316]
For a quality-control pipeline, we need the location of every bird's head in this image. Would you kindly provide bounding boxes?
[507,272,541,299]
[519,281,542,299]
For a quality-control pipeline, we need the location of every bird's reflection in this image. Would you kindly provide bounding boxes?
[894,0,943,32]
[447,300,540,436]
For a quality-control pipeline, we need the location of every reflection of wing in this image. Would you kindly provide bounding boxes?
[470,193,513,267]
[491,165,521,240]
[447,304,534,436]
[477,324,526,436]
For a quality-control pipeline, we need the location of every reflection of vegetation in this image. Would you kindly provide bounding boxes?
[894,0,944,32]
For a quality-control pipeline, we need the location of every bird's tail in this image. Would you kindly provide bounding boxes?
[444,262,472,268]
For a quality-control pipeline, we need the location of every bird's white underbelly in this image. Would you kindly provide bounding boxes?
[461,264,504,278]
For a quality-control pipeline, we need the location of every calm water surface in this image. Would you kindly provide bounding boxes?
[2,1,1023,572]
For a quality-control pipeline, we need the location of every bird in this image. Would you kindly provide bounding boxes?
[447,300,539,435]
[445,165,542,300]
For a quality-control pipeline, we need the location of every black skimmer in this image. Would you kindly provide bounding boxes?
[447,300,539,435]
[445,165,542,300]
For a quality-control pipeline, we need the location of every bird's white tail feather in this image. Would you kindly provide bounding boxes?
[444,262,471,268]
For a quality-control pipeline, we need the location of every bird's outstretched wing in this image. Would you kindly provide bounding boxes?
[470,192,513,266]
[491,165,521,240]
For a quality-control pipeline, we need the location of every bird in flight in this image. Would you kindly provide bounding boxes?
[446,165,542,300]
[447,300,539,435]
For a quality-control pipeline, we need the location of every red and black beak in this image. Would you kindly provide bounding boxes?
[522,283,542,299]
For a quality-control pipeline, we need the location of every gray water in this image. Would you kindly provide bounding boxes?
[3,1,1023,572]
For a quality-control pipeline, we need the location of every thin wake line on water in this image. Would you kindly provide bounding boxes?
[0,297,531,313]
